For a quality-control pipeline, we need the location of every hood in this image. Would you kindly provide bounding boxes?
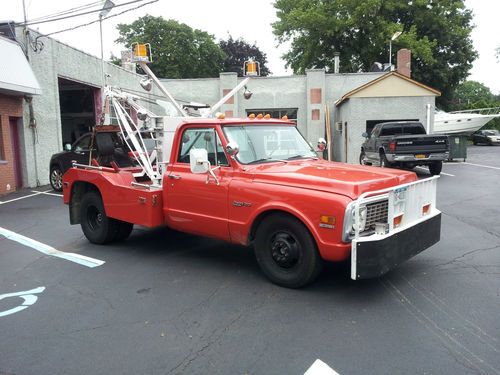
[248,159,417,199]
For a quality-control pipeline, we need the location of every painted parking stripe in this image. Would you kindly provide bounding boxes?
[0,191,44,205]
[0,287,45,318]
[462,162,500,171]
[31,190,63,197]
[0,227,105,268]
[304,359,340,375]
[415,167,454,177]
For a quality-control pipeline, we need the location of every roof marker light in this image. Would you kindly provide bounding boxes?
[264,114,271,119]
[248,113,255,119]
[216,112,225,119]
[282,115,288,120]
[257,113,263,119]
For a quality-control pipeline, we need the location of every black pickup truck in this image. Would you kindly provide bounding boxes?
[359,121,449,175]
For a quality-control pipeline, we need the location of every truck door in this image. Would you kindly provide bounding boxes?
[166,127,232,241]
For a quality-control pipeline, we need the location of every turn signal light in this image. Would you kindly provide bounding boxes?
[320,215,335,225]
[393,214,403,228]
[422,203,431,215]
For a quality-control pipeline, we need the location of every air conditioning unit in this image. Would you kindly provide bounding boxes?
[335,121,343,132]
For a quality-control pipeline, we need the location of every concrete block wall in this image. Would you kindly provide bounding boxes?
[0,94,23,195]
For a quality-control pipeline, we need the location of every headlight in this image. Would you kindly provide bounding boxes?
[351,206,367,232]
[343,202,368,242]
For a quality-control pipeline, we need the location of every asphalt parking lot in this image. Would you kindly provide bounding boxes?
[1,145,499,375]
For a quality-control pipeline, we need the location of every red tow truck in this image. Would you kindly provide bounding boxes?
[62,45,441,288]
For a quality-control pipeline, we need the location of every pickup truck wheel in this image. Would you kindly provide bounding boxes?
[380,152,390,168]
[359,150,368,165]
[80,191,118,244]
[254,214,323,288]
[429,161,443,175]
[50,165,63,192]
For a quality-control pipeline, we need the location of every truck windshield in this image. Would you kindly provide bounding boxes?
[223,125,317,164]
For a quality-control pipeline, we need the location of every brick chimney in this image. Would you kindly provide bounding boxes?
[396,49,411,77]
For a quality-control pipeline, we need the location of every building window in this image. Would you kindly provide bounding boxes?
[246,108,298,123]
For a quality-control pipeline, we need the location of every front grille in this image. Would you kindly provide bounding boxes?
[364,200,388,230]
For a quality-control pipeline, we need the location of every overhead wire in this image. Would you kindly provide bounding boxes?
[25,1,104,24]
[30,0,158,51]
[17,0,149,27]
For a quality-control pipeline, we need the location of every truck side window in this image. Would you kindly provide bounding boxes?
[178,128,229,166]
[74,135,91,152]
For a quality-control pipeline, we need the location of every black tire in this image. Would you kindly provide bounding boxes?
[114,221,134,241]
[254,213,323,288]
[359,150,367,165]
[80,191,119,244]
[380,152,390,168]
[50,165,63,192]
[429,161,443,175]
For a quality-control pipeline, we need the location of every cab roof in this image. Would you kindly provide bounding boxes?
[180,117,295,126]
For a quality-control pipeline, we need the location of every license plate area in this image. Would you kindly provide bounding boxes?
[415,154,427,159]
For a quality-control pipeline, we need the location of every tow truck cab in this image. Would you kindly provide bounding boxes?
[63,118,441,288]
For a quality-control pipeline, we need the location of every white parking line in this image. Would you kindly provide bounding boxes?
[0,287,45,318]
[31,190,63,197]
[415,167,454,177]
[462,162,500,171]
[0,190,62,205]
[305,359,340,375]
[0,226,105,268]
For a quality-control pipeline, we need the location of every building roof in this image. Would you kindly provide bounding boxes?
[0,36,41,95]
[335,71,440,106]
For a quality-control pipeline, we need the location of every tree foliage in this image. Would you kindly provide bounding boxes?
[116,15,225,78]
[219,36,271,76]
[273,0,477,108]
[450,81,500,130]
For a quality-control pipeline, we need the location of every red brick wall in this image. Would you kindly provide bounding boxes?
[0,94,23,196]
[397,49,411,78]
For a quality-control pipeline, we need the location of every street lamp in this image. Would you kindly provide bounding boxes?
[389,31,402,70]
[99,0,115,90]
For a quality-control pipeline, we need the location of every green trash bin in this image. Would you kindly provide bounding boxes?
[447,135,468,162]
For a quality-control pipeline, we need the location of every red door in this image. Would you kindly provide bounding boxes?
[9,118,22,189]
[165,127,232,241]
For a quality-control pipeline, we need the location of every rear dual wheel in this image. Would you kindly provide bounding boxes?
[80,191,133,244]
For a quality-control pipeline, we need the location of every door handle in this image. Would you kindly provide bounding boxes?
[168,174,181,180]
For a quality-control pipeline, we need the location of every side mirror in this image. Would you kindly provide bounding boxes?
[189,149,210,174]
[362,132,369,138]
[64,143,72,151]
[225,142,239,156]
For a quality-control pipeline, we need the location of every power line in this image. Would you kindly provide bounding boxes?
[17,0,148,27]
[29,0,158,52]
[26,1,104,24]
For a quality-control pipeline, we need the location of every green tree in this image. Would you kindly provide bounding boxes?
[219,36,271,76]
[116,15,225,78]
[273,0,477,108]
[451,81,494,110]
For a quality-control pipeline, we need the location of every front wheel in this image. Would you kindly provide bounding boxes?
[429,161,443,175]
[80,191,119,244]
[254,214,323,288]
[50,165,63,192]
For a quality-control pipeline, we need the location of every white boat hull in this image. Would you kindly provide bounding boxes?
[433,113,500,135]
